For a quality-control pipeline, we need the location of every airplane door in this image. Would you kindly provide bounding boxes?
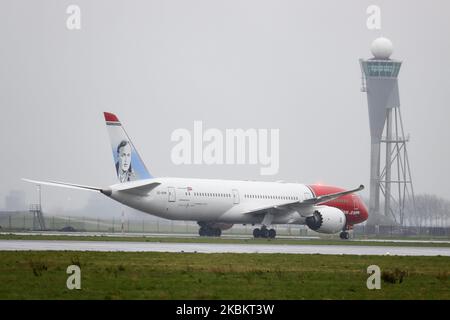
[232,189,240,204]
[168,187,176,202]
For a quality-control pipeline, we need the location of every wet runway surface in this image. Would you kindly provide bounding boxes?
[2,231,449,244]
[0,239,449,256]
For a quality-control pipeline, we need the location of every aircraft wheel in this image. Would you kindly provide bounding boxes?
[261,228,269,238]
[199,227,207,237]
[253,228,261,238]
[340,231,349,240]
[215,228,222,237]
[268,229,276,239]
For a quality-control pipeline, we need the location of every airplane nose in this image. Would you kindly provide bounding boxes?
[359,198,369,222]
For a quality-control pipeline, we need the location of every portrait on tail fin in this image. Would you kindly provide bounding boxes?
[115,140,136,182]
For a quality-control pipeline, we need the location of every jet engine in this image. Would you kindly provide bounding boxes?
[305,206,346,234]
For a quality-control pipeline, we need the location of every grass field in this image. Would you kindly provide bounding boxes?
[1,233,449,247]
[0,251,448,299]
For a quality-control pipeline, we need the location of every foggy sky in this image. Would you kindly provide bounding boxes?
[1,0,449,213]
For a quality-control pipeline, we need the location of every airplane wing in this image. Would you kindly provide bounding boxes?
[242,185,364,216]
[299,185,364,206]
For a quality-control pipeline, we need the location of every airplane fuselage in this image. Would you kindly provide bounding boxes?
[108,177,368,227]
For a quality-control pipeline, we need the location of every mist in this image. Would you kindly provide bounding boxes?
[1,0,450,215]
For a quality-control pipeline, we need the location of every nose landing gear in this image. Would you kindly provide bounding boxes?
[340,224,353,240]
[339,231,350,240]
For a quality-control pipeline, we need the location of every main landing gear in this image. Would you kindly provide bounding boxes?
[199,226,222,237]
[253,226,276,239]
[339,231,350,240]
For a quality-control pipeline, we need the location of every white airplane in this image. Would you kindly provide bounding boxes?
[24,112,368,239]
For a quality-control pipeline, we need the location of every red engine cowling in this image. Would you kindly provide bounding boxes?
[305,206,346,234]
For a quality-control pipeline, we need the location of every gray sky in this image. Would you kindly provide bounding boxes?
[1,0,449,213]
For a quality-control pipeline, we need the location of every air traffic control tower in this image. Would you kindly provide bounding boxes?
[360,37,415,225]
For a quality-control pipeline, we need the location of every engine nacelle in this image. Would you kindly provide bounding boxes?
[305,206,346,234]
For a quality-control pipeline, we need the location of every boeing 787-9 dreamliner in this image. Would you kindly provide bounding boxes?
[24,112,368,239]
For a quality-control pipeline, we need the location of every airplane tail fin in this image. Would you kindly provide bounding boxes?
[104,112,152,183]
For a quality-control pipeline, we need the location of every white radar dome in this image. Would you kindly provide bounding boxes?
[370,37,393,59]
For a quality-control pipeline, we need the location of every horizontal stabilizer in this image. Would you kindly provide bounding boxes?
[117,182,161,196]
[22,178,105,193]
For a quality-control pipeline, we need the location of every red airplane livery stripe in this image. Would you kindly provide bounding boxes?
[104,112,120,123]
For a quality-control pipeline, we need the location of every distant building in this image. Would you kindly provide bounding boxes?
[5,190,26,211]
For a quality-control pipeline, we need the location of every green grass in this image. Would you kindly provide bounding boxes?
[0,233,449,247]
[0,251,448,299]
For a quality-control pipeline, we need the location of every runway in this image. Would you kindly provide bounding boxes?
[0,231,320,240]
[2,231,450,244]
[0,239,449,256]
